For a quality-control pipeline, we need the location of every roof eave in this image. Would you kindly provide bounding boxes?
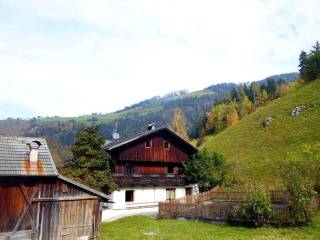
[104,126,198,153]
[57,175,111,201]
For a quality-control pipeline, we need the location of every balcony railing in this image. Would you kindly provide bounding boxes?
[112,173,185,187]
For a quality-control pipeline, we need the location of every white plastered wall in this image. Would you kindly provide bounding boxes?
[108,185,197,210]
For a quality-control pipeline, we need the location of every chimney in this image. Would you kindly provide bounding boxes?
[27,141,42,163]
[147,123,156,131]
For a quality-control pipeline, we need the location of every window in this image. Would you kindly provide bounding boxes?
[145,139,152,148]
[167,165,174,174]
[125,163,134,174]
[166,188,176,200]
[125,190,134,202]
[163,141,170,150]
[185,187,192,196]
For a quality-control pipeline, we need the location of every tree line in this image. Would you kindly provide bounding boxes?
[195,76,301,146]
[299,41,320,82]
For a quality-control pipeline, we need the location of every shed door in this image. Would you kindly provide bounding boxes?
[36,199,98,240]
[59,199,97,240]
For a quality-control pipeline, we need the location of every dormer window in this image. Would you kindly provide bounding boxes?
[145,139,152,148]
[163,141,170,150]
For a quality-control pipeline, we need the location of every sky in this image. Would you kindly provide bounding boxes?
[0,0,319,119]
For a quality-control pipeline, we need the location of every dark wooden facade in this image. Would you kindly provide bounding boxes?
[0,176,106,240]
[113,135,190,163]
[105,126,197,187]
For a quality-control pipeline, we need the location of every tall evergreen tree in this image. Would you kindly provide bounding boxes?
[311,41,320,53]
[59,125,116,193]
[298,50,307,78]
[238,84,246,100]
[249,82,261,104]
[266,78,277,99]
[298,41,320,82]
[231,87,241,102]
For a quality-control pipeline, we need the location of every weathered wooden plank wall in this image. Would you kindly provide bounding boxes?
[0,177,102,240]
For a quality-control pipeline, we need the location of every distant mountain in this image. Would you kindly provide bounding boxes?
[257,72,299,84]
[0,72,298,156]
[23,81,237,146]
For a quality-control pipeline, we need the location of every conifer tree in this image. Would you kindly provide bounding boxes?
[60,125,116,193]
[249,82,261,104]
[298,50,307,79]
[266,78,277,99]
[298,41,320,82]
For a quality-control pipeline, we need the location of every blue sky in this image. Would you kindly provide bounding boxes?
[0,0,319,119]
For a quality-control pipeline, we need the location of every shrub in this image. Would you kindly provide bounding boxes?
[287,185,317,225]
[277,144,320,225]
[183,149,229,192]
[229,185,273,227]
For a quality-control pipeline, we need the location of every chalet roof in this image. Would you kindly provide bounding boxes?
[0,136,58,176]
[103,126,197,153]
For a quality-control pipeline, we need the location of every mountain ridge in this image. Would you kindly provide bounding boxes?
[0,72,298,150]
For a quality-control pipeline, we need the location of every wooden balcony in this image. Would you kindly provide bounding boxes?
[112,173,185,187]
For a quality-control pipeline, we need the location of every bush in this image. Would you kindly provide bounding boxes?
[277,144,320,225]
[229,185,273,227]
[183,149,229,192]
[287,184,317,225]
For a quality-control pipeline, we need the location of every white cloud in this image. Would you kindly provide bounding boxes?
[0,0,319,117]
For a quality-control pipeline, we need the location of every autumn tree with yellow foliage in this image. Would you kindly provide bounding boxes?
[171,107,189,141]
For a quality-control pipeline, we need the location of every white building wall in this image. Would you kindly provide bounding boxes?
[109,185,197,210]
[176,188,186,199]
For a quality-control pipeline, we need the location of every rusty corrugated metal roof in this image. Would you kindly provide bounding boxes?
[0,136,58,176]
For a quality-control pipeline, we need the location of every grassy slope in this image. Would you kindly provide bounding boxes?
[202,79,320,186]
[100,214,320,240]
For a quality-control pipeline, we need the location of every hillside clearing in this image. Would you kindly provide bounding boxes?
[99,214,320,240]
[201,79,320,186]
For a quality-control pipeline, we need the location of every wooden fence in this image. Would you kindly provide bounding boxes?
[159,201,290,224]
[159,189,293,224]
[167,188,291,205]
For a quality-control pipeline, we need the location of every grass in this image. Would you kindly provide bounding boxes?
[99,214,320,240]
[201,79,320,186]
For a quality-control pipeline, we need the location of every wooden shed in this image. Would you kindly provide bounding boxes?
[0,136,110,240]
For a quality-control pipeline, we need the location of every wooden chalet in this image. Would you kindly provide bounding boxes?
[103,124,198,210]
[0,136,110,240]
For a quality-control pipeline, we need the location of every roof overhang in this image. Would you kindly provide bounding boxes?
[57,175,111,202]
[104,126,198,154]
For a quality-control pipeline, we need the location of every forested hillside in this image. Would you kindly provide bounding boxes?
[0,72,297,161]
[202,78,320,186]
